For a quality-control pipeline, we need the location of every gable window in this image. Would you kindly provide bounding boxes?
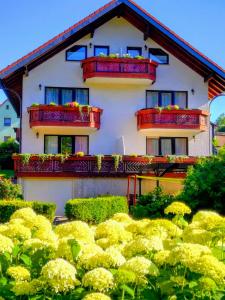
[94,46,109,56]
[147,137,188,156]
[149,48,169,64]
[44,135,89,155]
[45,87,89,105]
[146,91,187,108]
[6,105,9,110]
[127,47,142,57]
[4,117,11,127]
[66,45,87,61]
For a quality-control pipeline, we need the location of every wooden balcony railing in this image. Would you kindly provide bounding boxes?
[13,155,197,178]
[81,57,157,82]
[27,105,103,129]
[136,108,208,131]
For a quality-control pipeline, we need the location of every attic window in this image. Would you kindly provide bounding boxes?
[66,45,87,61]
[149,48,169,64]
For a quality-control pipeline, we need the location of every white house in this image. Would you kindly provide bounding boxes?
[1,0,225,213]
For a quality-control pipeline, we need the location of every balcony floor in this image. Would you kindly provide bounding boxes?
[84,76,154,86]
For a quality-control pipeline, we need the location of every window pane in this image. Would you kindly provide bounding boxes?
[175,138,187,155]
[161,139,172,155]
[75,136,88,154]
[61,137,73,155]
[149,49,168,64]
[62,89,73,105]
[95,46,109,56]
[45,136,58,154]
[146,91,159,108]
[146,138,159,155]
[66,46,87,61]
[76,89,88,105]
[46,88,59,105]
[161,92,172,106]
[127,48,142,57]
[174,92,187,108]
[4,118,11,126]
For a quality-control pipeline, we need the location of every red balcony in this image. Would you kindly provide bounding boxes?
[136,108,208,134]
[81,57,157,85]
[13,154,197,178]
[28,105,103,131]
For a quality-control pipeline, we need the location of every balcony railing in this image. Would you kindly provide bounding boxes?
[81,57,157,82]
[13,155,197,178]
[136,108,208,131]
[28,105,103,129]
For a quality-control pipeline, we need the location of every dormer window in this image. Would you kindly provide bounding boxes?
[149,48,169,64]
[94,46,109,56]
[66,45,87,61]
[127,47,142,57]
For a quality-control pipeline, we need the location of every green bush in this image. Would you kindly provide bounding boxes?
[0,138,19,169]
[179,147,225,214]
[65,195,128,224]
[0,178,22,200]
[131,186,175,219]
[0,200,56,223]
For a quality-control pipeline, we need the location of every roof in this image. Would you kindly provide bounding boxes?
[1,0,225,115]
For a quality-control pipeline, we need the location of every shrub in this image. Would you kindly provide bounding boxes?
[0,178,22,200]
[65,196,128,224]
[179,147,225,214]
[0,200,56,222]
[0,138,19,169]
[130,186,175,219]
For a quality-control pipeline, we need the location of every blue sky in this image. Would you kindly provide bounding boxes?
[0,0,225,122]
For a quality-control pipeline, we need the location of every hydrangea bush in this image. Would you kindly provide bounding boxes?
[0,203,224,299]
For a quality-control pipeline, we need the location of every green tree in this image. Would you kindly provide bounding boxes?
[179,145,225,214]
[215,113,225,132]
[0,138,19,169]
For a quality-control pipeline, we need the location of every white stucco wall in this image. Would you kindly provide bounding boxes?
[22,17,209,156]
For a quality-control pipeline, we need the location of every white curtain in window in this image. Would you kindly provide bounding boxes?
[75,136,88,154]
[161,93,172,106]
[161,139,172,155]
[146,92,158,108]
[175,138,187,155]
[45,136,58,154]
[46,88,59,104]
[146,138,159,155]
[76,89,88,105]
[174,92,187,108]
[62,89,73,104]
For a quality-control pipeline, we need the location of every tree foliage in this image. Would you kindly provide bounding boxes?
[215,113,225,132]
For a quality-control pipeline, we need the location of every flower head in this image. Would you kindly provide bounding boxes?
[3,223,31,241]
[83,293,111,300]
[10,208,37,228]
[121,256,159,277]
[82,268,114,292]
[153,250,171,266]
[7,266,30,281]
[41,258,77,293]
[164,202,191,215]
[0,234,14,254]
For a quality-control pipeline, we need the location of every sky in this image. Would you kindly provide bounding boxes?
[0,0,225,122]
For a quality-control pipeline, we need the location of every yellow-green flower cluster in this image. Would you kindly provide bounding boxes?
[7,266,31,281]
[83,293,111,300]
[0,234,14,254]
[82,268,114,292]
[164,202,191,215]
[41,258,77,293]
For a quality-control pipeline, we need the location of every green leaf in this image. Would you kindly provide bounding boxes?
[0,277,7,286]
[121,284,135,297]
[20,254,32,267]
[12,245,20,258]
[68,239,81,261]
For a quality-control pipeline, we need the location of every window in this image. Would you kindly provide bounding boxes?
[6,105,9,110]
[146,137,188,156]
[45,87,89,105]
[127,47,142,57]
[149,48,169,64]
[4,117,11,127]
[44,135,89,155]
[94,46,109,56]
[66,45,87,61]
[146,91,187,108]
[4,136,11,142]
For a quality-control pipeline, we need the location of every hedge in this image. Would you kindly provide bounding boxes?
[65,195,128,224]
[0,200,56,223]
